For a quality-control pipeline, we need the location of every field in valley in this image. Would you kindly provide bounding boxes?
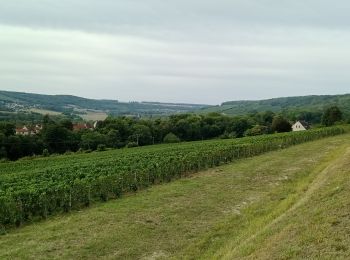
[0,129,350,259]
[29,108,62,116]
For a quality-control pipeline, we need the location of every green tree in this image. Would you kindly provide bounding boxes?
[0,146,7,159]
[271,116,292,133]
[129,124,152,146]
[322,106,343,126]
[229,117,252,137]
[6,135,22,160]
[107,130,120,148]
[80,132,107,150]
[60,119,73,130]
[0,122,15,136]
[42,125,77,153]
[174,119,191,140]
[245,125,269,136]
[42,114,54,126]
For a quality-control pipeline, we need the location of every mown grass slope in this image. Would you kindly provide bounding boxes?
[1,134,350,259]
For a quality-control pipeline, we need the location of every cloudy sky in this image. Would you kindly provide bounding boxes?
[0,1,349,104]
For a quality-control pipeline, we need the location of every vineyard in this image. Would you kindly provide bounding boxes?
[0,126,347,229]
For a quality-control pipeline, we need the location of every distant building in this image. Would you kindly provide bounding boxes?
[16,125,42,135]
[73,123,94,131]
[292,121,310,132]
[16,126,29,136]
[93,121,100,129]
[33,124,43,134]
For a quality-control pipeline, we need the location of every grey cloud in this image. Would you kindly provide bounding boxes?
[1,1,350,32]
[0,1,349,104]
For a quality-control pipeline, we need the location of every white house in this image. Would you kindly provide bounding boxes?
[16,125,43,135]
[292,121,310,132]
[16,126,30,136]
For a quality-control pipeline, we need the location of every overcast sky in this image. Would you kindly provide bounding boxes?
[0,1,349,104]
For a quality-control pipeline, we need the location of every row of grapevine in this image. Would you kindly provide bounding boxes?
[0,126,347,228]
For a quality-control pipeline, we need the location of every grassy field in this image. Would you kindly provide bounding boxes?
[73,108,108,121]
[80,111,108,121]
[30,107,108,121]
[1,134,350,259]
[29,108,62,116]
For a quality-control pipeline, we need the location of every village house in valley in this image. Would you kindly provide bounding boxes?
[16,125,43,136]
[292,121,310,132]
[15,121,98,135]
[73,123,94,131]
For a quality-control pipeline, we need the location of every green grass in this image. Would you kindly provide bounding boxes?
[1,134,350,259]
[29,108,62,116]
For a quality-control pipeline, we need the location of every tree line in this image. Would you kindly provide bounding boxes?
[0,106,344,161]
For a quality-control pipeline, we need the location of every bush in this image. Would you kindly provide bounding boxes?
[0,226,7,236]
[97,144,107,151]
[116,142,126,149]
[18,156,36,161]
[219,131,237,139]
[42,149,49,157]
[127,142,139,148]
[0,158,9,163]
[245,125,269,136]
[0,146,7,159]
[163,133,180,143]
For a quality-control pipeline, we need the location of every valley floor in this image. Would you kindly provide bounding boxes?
[1,134,350,259]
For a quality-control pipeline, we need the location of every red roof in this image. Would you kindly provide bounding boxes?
[16,125,42,135]
[73,124,93,131]
[16,128,29,133]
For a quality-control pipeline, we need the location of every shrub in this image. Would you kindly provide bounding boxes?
[127,142,138,148]
[42,149,49,157]
[0,226,7,236]
[116,142,126,149]
[219,131,237,139]
[0,146,7,159]
[0,158,9,163]
[97,144,107,151]
[163,133,181,143]
[245,125,269,136]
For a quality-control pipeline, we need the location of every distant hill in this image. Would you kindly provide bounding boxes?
[0,90,209,121]
[200,94,350,118]
[1,90,349,123]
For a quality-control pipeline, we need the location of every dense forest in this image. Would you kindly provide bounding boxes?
[0,105,345,161]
